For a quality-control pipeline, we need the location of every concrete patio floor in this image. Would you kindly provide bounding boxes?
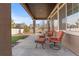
[12,35,76,56]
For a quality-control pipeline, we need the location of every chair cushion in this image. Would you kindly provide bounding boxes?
[35,38,45,43]
[48,31,64,43]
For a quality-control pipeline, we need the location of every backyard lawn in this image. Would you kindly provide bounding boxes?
[11,35,28,44]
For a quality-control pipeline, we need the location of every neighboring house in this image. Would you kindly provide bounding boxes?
[11,23,26,35]
[11,28,24,35]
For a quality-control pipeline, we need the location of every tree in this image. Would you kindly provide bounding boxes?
[11,20,16,28]
[23,25,30,33]
[75,19,79,28]
[76,22,79,28]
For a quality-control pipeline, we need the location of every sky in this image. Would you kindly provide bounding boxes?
[11,3,45,26]
[11,3,33,26]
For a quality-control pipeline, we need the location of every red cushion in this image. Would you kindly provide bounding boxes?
[35,38,45,43]
[48,31,64,43]
[57,31,63,40]
[39,35,45,38]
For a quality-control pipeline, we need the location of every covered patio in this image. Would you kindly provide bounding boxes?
[12,35,75,56]
[0,3,79,56]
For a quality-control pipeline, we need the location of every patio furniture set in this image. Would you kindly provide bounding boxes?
[35,30,64,49]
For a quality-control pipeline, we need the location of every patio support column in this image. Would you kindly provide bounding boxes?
[0,4,12,56]
[57,4,60,31]
[33,20,36,33]
[52,20,54,30]
[42,20,45,31]
[47,20,50,31]
[58,6,63,30]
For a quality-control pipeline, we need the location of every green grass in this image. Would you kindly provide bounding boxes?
[11,35,28,44]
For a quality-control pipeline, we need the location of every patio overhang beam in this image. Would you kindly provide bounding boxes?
[21,4,34,19]
[48,3,60,19]
[48,3,65,20]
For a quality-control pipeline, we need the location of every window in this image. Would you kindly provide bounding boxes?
[66,3,79,32]
[67,3,73,16]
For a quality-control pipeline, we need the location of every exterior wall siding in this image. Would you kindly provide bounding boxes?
[63,33,79,55]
